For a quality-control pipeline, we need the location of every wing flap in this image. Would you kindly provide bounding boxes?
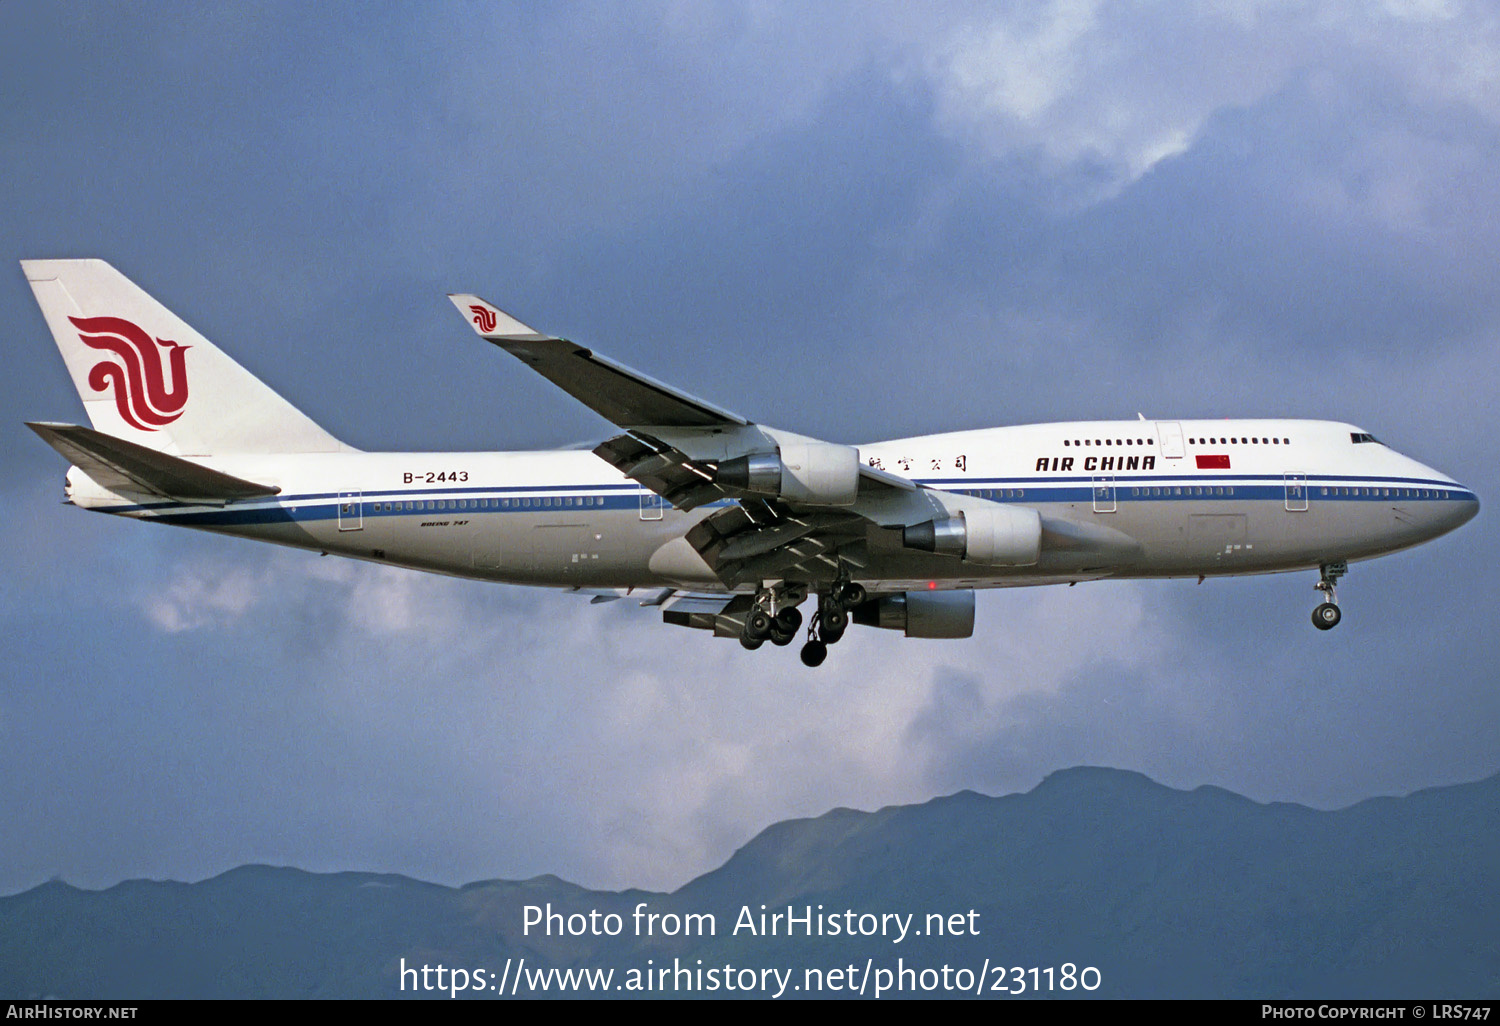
[28,422,280,504]
[593,431,726,511]
[682,499,868,586]
[661,592,753,634]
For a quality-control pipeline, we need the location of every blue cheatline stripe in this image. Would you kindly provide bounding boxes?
[105,472,1476,528]
[924,472,1472,487]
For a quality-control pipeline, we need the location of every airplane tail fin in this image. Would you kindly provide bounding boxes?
[22,259,346,455]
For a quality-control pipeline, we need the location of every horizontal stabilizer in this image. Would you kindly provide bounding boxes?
[27,422,280,504]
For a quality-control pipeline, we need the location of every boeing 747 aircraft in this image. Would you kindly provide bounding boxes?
[23,260,1479,666]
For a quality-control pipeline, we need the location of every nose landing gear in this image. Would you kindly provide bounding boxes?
[1311,561,1347,630]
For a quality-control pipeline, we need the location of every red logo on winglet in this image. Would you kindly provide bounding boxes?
[1196,454,1231,469]
[70,316,189,431]
[469,305,497,334]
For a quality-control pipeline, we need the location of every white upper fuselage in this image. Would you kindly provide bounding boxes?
[65,417,1479,593]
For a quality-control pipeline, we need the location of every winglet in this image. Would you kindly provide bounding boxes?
[447,294,551,340]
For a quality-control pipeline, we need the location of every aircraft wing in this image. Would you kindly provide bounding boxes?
[448,295,747,428]
[446,293,1075,589]
[450,293,915,515]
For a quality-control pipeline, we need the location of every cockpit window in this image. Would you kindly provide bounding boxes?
[1350,432,1380,444]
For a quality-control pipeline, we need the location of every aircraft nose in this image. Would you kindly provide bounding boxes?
[1448,486,1480,529]
[1425,476,1479,539]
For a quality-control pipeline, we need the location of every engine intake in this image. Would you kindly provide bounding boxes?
[715,441,859,506]
[902,506,1041,566]
[852,590,975,639]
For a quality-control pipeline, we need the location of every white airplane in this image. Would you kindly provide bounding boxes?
[23,259,1480,666]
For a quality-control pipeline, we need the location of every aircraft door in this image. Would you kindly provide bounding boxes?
[1157,422,1185,460]
[640,491,664,520]
[1285,473,1309,511]
[1092,475,1117,513]
[337,491,363,531]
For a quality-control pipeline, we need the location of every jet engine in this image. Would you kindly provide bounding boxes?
[852,590,975,638]
[715,440,860,506]
[902,506,1041,566]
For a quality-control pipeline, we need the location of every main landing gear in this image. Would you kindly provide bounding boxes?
[740,584,807,650]
[800,581,865,667]
[1311,561,1347,631]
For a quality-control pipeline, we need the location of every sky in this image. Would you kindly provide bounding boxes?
[1,0,1497,895]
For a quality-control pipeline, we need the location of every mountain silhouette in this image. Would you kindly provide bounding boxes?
[2,767,1495,998]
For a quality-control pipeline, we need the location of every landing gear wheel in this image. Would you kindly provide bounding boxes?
[769,626,795,647]
[1311,562,1348,631]
[821,605,849,636]
[745,609,773,640]
[740,635,765,650]
[774,607,804,635]
[839,583,866,607]
[1312,602,1341,630]
[800,639,828,667]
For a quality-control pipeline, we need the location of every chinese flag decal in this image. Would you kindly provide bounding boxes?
[1196,454,1231,469]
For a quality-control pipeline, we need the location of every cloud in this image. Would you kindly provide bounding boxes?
[895,0,1500,197]
[142,560,271,633]
[110,547,1195,890]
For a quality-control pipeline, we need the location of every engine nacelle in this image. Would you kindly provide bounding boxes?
[852,590,975,639]
[902,506,1041,566]
[715,441,860,506]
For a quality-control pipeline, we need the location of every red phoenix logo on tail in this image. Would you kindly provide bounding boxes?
[469,305,497,333]
[70,315,190,431]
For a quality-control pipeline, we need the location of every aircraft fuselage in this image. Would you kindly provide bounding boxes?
[65,417,1478,593]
